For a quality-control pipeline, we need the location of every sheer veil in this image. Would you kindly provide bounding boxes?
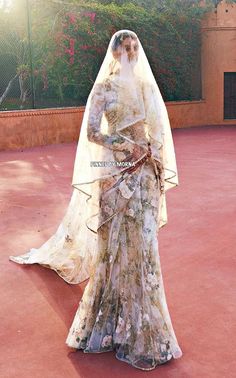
[9,30,178,285]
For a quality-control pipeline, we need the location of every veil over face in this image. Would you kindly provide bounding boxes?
[72,29,178,222]
[9,30,178,285]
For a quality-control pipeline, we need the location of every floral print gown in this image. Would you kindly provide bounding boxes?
[65,74,183,371]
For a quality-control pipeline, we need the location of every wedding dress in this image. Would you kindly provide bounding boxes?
[9,30,183,371]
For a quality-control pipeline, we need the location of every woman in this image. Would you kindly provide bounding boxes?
[9,30,183,370]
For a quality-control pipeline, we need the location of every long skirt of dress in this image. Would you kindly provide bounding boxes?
[65,160,183,371]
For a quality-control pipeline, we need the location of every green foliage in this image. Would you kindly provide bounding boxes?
[2,0,233,109]
[28,0,209,105]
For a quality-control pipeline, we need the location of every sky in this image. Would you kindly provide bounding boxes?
[0,0,13,11]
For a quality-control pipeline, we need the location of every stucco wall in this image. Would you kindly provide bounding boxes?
[200,0,236,125]
[169,0,236,128]
[0,108,84,151]
[0,100,209,151]
[166,100,208,128]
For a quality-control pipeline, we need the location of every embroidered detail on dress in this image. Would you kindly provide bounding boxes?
[118,180,134,199]
[65,234,73,243]
[101,335,113,348]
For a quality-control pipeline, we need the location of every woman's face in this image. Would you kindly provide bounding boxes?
[113,36,139,63]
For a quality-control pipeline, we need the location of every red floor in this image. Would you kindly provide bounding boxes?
[0,125,236,378]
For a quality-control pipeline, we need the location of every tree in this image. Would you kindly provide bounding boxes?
[1,0,234,109]
[0,0,30,108]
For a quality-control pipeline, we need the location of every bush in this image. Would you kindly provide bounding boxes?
[1,0,223,109]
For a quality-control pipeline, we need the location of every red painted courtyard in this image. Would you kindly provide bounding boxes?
[0,125,236,378]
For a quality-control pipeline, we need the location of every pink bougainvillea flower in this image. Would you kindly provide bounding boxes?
[84,12,96,23]
[64,38,75,56]
[69,38,75,55]
[69,56,74,65]
[80,45,90,50]
[62,22,68,29]
[95,47,103,53]
[68,12,76,24]
[55,32,68,43]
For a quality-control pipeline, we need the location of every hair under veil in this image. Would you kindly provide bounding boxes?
[9,30,178,285]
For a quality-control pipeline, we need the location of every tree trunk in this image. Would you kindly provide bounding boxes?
[0,74,19,106]
[19,74,29,104]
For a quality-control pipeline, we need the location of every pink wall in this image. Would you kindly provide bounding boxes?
[166,100,207,128]
[200,0,236,126]
[0,108,84,151]
[167,0,236,128]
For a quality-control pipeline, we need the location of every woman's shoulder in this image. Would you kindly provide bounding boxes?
[102,76,114,91]
[92,80,108,96]
[102,72,120,89]
[90,76,114,93]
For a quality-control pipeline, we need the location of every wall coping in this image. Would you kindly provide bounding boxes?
[0,100,206,118]
[0,106,85,118]
[201,26,236,31]
[165,99,206,106]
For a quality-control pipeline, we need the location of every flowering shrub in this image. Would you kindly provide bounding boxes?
[1,0,218,109]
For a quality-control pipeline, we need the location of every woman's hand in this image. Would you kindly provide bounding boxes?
[113,142,144,164]
[119,143,151,175]
[111,139,134,153]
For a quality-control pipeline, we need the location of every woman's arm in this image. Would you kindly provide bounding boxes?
[87,82,146,159]
[87,83,129,151]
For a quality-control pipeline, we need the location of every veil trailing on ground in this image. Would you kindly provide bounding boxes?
[9,30,178,285]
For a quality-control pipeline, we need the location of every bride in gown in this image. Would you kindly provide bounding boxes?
[9,30,183,371]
